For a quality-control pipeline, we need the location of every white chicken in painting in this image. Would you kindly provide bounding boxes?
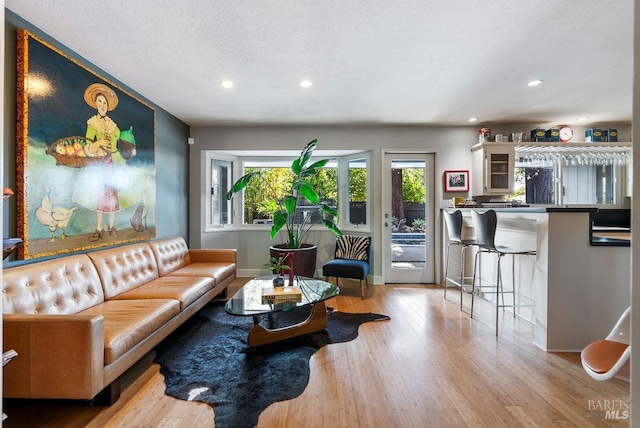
[35,184,79,243]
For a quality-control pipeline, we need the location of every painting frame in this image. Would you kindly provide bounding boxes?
[443,170,469,192]
[16,29,156,259]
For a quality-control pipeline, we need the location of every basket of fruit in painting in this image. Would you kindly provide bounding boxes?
[46,136,108,168]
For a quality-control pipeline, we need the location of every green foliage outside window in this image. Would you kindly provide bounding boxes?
[243,166,337,224]
[242,162,426,223]
[401,168,426,203]
[349,168,367,201]
[510,167,526,201]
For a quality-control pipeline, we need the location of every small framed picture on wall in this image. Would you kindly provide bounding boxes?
[443,170,469,192]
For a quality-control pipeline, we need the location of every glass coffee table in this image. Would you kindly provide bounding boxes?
[225,275,339,347]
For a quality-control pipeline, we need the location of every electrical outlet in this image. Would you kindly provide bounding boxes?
[453,262,459,270]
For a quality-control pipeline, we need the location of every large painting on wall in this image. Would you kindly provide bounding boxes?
[16,29,156,259]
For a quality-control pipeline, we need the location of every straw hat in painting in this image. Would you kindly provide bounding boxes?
[83,83,119,111]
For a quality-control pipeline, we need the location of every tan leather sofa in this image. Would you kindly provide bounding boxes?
[2,236,236,403]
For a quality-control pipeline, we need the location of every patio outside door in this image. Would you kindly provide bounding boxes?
[382,153,435,283]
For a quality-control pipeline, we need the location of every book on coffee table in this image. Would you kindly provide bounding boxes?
[261,286,302,303]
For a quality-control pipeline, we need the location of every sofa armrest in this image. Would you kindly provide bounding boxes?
[3,314,105,399]
[189,248,237,264]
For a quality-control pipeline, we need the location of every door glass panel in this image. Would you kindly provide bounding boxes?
[390,160,426,269]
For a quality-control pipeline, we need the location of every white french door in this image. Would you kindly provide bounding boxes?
[382,152,435,283]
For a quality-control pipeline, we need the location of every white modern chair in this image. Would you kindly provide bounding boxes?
[581,306,631,382]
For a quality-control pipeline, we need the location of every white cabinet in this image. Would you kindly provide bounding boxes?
[471,143,515,196]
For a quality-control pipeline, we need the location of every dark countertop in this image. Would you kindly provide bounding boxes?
[443,207,598,214]
[590,236,631,247]
[545,207,599,213]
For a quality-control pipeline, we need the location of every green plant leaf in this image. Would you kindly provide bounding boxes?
[297,181,319,204]
[322,219,343,236]
[284,195,297,215]
[305,159,330,175]
[296,139,318,171]
[319,202,338,217]
[264,255,291,270]
[291,158,302,175]
[225,171,261,200]
[270,210,288,239]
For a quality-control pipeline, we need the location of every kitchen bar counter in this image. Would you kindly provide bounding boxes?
[442,208,630,351]
[454,206,629,246]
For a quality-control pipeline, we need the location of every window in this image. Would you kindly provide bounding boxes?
[347,156,368,226]
[240,160,338,225]
[205,153,233,228]
[204,150,369,231]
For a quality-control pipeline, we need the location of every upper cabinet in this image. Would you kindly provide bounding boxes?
[471,143,515,196]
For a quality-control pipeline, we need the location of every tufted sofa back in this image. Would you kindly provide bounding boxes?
[147,236,192,277]
[2,254,105,314]
[88,242,160,299]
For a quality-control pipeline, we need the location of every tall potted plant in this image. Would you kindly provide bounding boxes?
[225,139,342,277]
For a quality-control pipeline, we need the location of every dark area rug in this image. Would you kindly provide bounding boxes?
[154,301,389,428]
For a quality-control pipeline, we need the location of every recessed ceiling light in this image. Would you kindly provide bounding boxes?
[220,80,233,89]
[527,79,543,87]
[468,117,478,122]
[299,80,313,88]
[577,117,589,121]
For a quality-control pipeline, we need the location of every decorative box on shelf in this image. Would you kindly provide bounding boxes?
[604,128,618,142]
[585,128,603,142]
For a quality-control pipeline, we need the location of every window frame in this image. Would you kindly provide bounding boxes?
[203,151,236,232]
[203,150,371,232]
[341,151,371,230]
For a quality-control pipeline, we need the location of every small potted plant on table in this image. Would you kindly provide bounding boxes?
[265,254,291,286]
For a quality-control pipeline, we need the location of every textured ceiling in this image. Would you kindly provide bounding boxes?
[6,0,634,127]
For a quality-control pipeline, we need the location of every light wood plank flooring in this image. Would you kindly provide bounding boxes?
[3,278,629,427]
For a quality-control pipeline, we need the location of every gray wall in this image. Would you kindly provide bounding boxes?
[189,125,476,279]
[2,10,190,267]
[189,124,631,279]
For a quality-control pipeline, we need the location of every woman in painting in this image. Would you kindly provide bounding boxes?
[74,82,136,242]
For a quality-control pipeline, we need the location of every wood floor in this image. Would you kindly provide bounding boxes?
[3,278,629,427]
